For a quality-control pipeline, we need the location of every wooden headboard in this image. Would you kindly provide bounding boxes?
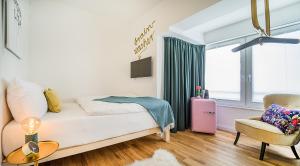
[0,79,13,162]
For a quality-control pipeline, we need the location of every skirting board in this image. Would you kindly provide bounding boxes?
[3,127,169,166]
[217,125,236,133]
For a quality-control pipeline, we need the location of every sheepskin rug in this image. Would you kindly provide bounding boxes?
[129,149,182,166]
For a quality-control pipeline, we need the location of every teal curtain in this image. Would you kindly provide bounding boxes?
[163,37,205,132]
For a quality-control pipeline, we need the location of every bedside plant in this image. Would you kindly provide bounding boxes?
[196,86,201,98]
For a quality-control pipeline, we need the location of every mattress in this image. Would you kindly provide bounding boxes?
[2,102,158,156]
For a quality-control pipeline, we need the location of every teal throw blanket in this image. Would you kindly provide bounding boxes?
[94,96,175,131]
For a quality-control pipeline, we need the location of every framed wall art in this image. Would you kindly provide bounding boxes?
[4,0,23,59]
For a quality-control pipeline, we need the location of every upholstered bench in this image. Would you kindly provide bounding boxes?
[234,94,300,160]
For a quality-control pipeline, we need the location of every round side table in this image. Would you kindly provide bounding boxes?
[5,141,59,166]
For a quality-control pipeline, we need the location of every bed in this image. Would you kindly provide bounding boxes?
[2,98,171,165]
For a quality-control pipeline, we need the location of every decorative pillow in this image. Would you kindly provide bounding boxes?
[261,104,300,135]
[44,88,61,113]
[7,79,48,122]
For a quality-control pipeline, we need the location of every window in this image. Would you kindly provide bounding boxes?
[206,25,300,108]
[206,44,240,101]
[252,30,300,102]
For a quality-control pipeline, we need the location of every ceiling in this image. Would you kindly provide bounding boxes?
[60,0,163,22]
[170,0,300,43]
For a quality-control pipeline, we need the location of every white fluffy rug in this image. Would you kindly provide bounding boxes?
[129,149,182,166]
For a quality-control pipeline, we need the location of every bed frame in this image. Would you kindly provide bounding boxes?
[2,127,170,166]
[41,127,169,164]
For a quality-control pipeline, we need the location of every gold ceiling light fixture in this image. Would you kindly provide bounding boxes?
[232,0,300,52]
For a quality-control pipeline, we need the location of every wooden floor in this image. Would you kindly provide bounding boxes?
[40,130,299,166]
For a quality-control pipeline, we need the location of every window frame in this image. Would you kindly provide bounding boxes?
[206,23,300,110]
[206,38,246,108]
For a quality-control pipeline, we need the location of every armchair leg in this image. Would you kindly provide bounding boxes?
[234,132,240,145]
[259,142,267,160]
[291,146,300,159]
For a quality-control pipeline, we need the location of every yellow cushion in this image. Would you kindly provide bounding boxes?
[44,88,61,113]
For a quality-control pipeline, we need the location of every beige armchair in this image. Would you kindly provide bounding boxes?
[234,94,300,160]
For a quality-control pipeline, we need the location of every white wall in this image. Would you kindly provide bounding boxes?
[216,107,262,132]
[0,0,30,162]
[28,0,132,99]
[28,0,218,99]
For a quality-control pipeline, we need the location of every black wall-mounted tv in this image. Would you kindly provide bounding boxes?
[131,57,152,78]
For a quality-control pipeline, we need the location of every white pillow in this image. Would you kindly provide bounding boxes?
[7,79,47,122]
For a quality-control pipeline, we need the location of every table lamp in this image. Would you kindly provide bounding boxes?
[21,117,41,144]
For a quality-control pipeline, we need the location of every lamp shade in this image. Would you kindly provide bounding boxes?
[21,117,41,135]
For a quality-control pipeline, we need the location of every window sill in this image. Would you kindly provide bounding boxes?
[216,103,264,112]
[211,99,264,111]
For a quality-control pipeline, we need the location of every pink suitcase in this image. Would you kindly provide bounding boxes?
[191,97,216,134]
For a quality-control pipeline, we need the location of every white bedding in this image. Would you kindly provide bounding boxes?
[76,96,147,116]
[2,102,158,156]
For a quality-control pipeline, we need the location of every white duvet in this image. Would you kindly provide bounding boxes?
[76,96,147,116]
[2,102,158,156]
